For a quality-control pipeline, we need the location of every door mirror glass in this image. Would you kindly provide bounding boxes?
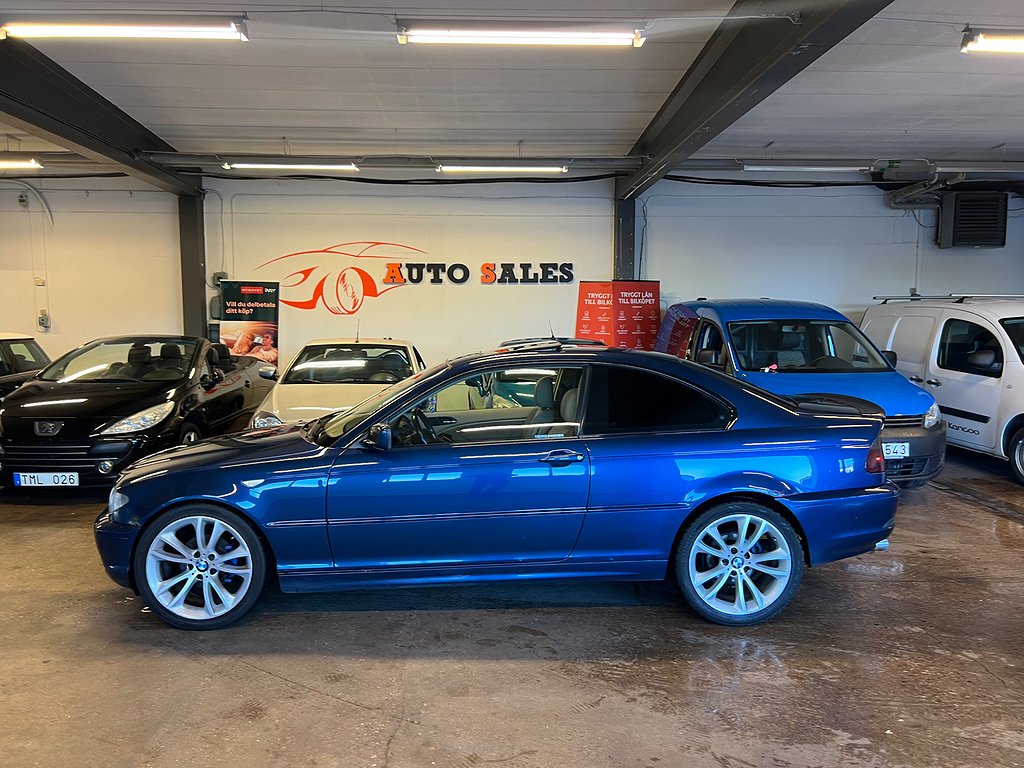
[258,365,278,381]
[881,349,897,367]
[362,423,392,451]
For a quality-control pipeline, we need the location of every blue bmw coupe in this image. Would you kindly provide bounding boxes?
[95,342,898,629]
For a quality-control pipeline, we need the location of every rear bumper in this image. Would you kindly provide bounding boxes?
[880,421,946,485]
[784,482,899,566]
[94,509,137,590]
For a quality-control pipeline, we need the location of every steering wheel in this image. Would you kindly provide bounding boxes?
[395,407,438,445]
[811,355,855,370]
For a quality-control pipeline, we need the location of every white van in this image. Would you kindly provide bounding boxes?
[861,296,1024,483]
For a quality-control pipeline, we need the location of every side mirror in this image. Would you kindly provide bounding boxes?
[881,350,897,367]
[696,349,721,366]
[200,369,222,390]
[361,423,392,451]
[258,365,278,381]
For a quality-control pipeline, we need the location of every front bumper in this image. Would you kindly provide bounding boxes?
[0,432,176,488]
[94,509,138,589]
[879,421,946,484]
[784,482,899,566]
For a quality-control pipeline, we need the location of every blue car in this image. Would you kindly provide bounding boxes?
[655,299,946,488]
[95,343,898,630]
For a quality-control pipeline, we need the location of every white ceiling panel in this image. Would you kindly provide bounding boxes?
[699,0,1024,163]
[3,0,1024,168]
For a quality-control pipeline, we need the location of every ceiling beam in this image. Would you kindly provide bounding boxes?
[0,38,201,196]
[615,0,897,200]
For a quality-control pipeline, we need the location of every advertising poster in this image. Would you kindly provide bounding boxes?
[219,281,281,365]
[576,280,660,349]
[574,282,615,344]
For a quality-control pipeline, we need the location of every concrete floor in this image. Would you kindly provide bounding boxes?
[2,449,1023,768]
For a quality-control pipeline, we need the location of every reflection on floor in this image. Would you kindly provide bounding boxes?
[1,447,1022,768]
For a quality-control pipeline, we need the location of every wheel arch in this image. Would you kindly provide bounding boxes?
[1000,414,1024,459]
[127,497,278,593]
[664,492,811,586]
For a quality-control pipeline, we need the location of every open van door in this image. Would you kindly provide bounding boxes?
[654,304,700,359]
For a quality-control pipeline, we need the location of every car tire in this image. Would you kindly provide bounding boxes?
[133,505,267,630]
[1009,428,1024,485]
[179,424,202,445]
[675,501,804,626]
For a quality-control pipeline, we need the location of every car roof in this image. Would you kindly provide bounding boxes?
[871,297,1024,318]
[0,332,34,341]
[681,298,850,323]
[301,338,415,347]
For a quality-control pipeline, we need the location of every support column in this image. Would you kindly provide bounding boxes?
[613,197,637,280]
[177,194,208,339]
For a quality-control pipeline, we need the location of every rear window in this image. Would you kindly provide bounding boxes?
[583,365,730,434]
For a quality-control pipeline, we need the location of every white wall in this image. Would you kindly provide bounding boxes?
[639,180,1024,321]
[202,179,614,365]
[0,179,182,359]
[3,174,1022,366]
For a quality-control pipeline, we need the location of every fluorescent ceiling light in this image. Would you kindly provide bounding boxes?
[0,157,43,170]
[222,162,359,172]
[1,18,247,41]
[437,164,568,174]
[743,163,870,172]
[961,28,1024,53]
[397,24,644,47]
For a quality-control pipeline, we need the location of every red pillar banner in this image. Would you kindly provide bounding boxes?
[575,281,660,349]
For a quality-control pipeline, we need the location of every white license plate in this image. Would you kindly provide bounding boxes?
[882,442,910,459]
[13,472,80,487]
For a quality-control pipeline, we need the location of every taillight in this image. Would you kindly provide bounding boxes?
[866,438,885,474]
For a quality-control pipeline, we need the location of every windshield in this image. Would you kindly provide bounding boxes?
[1000,318,1024,363]
[727,320,890,373]
[283,344,413,385]
[318,362,449,440]
[38,339,198,383]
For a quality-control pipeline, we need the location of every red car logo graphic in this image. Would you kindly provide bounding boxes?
[257,241,425,315]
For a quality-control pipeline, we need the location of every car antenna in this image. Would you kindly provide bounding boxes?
[548,320,556,340]
[355,319,360,343]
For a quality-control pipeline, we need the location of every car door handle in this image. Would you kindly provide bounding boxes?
[925,379,942,387]
[909,375,924,383]
[539,449,585,463]
[432,416,457,425]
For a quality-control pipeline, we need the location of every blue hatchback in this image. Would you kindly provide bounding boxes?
[95,343,898,629]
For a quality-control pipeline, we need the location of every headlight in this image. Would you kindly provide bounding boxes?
[252,411,283,429]
[923,402,941,429]
[101,402,175,435]
[108,487,129,514]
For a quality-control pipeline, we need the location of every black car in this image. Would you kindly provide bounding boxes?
[0,336,273,488]
[0,333,51,400]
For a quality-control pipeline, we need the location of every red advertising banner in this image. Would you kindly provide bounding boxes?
[575,280,660,350]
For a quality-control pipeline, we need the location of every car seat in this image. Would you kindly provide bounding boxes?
[526,376,559,424]
[124,344,155,378]
[769,332,806,368]
[156,344,185,373]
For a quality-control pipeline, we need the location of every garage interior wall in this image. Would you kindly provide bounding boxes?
[641,180,1024,320]
[0,180,182,358]
[200,179,615,365]
[4,178,1024,363]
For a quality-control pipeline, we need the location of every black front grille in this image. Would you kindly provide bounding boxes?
[884,415,923,429]
[887,457,928,478]
[1,440,135,481]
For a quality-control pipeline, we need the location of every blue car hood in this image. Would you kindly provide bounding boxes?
[121,425,325,479]
[737,370,934,417]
